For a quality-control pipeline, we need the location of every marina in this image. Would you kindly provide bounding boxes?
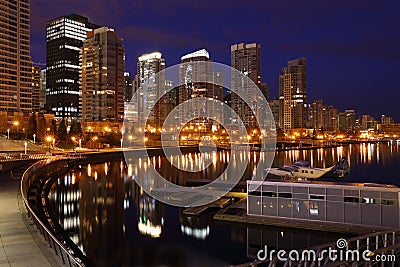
[37,142,400,266]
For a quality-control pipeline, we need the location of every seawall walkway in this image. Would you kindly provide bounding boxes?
[0,171,63,267]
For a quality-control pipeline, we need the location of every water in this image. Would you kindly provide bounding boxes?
[48,142,400,267]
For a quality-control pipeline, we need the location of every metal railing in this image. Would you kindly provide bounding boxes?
[0,153,52,162]
[232,228,400,267]
[20,156,86,267]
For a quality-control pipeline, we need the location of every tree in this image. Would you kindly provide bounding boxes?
[51,119,57,135]
[69,119,82,135]
[27,113,37,137]
[57,119,68,141]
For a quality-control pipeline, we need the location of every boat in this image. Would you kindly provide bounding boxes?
[265,158,349,180]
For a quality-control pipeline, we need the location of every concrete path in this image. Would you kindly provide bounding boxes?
[0,172,64,267]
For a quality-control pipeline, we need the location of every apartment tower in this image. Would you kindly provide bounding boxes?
[0,0,32,114]
[231,43,262,128]
[80,27,125,122]
[46,14,99,119]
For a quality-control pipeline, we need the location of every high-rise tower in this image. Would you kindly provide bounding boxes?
[46,14,99,119]
[80,27,125,122]
[279,57,307,130]
[231,43,262,127]
[0,0,32,114]
[179,49,223,127]
[136,52,166,126]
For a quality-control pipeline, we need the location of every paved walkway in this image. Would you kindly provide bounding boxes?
[0,172,63,267]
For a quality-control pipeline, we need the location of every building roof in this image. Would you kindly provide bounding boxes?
[181,49,209,61]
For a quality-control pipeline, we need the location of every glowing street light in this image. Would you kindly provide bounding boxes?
[46,136,53,153]
[128,135,133,147]
[13,121,19,133]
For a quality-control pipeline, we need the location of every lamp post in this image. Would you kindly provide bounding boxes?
[46,136,52,153]
[33,134,36,144]
[128,135,133,147]
[13,121,19,134]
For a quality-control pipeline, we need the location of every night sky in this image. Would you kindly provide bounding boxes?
[31,0,400,121]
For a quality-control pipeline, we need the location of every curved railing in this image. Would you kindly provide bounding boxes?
[20,155,86,267]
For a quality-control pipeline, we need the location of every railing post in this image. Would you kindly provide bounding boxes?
[67,254,72,267]
[52,239,58,255]
[384,233,387,247]
[48,232,52,248]
[392,231,395,247]
[59,246,65,264]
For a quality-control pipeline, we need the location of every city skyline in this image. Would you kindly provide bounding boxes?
[30,0,400,121]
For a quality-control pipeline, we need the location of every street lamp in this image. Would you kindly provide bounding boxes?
[46,136,53,153]
[128,135,133,147]
[13,121,19,133]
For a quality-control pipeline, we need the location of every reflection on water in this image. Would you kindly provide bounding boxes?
[49,142,400,266]
[277,142,400,186]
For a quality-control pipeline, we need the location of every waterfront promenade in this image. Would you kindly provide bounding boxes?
[0,171,63,267]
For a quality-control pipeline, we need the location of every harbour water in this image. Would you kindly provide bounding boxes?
[48,141,400,266]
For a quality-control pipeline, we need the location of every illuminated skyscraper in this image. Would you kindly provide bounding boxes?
[124,72,133,103]
[179,49,223,127]
[136,52,166,126]
[31,65,41,112]
[0,0,32,113]
[80,27,125,122]
[322,105,338,131]
[231,43,262,127]
[307,99,323,129]
[46,14,99,119]
[279,57,307,130]
[40,69,46,109]
[338,110,356,132]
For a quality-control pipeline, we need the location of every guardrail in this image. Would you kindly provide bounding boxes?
[20,155,86,267]
[0,153,52,162]
[232,228,400,267]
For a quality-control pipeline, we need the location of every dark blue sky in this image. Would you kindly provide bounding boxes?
[31,0,400,121]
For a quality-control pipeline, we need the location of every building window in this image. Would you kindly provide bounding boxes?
[344,197,360,203]
[310,195,325,200]
[381,199,397,206]
[278,192,292,199]
[263,191,277,197]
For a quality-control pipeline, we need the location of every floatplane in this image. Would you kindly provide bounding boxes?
[265,158,349,180]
